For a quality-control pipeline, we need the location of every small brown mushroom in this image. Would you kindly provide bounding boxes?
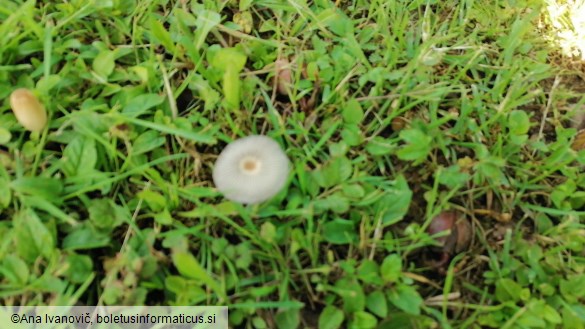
[572,129,585,151]
[274,59,292,95]
[426,211,472,269]
[9,88,47,132]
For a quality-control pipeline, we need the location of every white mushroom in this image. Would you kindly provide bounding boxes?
[212,135,290,204]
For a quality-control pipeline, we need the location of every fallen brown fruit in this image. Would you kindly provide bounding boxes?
[9,88,47,132]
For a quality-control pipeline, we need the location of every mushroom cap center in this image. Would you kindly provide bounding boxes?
[239,155,262,175]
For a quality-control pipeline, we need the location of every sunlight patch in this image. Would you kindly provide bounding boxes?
[541,0,585,60]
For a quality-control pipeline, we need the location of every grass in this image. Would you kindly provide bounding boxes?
[1,0,585,328]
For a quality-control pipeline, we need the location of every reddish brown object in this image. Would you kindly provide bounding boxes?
[426,211,472,269]
[391,117,407,132]
[274,59,292,95]
[572,129,585,151]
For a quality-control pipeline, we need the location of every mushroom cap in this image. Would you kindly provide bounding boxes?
[212,135,290,204]
[9,88,47,132]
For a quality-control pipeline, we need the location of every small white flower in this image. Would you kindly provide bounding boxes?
[212,135,290,204]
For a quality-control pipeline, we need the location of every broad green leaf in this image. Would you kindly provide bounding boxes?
[93,50,116,78]
[365,137,394,156]
[340,124,363,146]
[376,175,412,225]
[0,174,10,208]
[319,306,344,329]
[397,128,432,162]
[138,190,167,212]
[366,291,388,318]
[322,218,357,244]
[172,251,225,299]
[132,130,166,155]
[351,311,377,329]
[508,110,530,135]
[194,10,221,50]
[542,304,562,324]
[88,198,127,230]
[223,68,241,110]
[0,254,30,286]
[275,308,300,329]
[342,183,365,199]
[336,278,365,313]
[0,127,11,144]
[10,177,63,203]
[260,222,276,243]
[62,224,111,250]
[61,136,97,177]
[380,254,402,283]
[239,0,253,10]
[190,74,221,110]
[495,278,524,303]
[149,16,176,53]
[387,284,423,315]
[318,8,353,37]
[154,209,173,225]
[65,253,93,284]
[212,47,247,72]
[560,274,585,302]
[437,165,470,189]
[357,260,383,285]
[313,193,349,214]
[122,93,165,117]
[13,209,55,262]
[342,99,364,124]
